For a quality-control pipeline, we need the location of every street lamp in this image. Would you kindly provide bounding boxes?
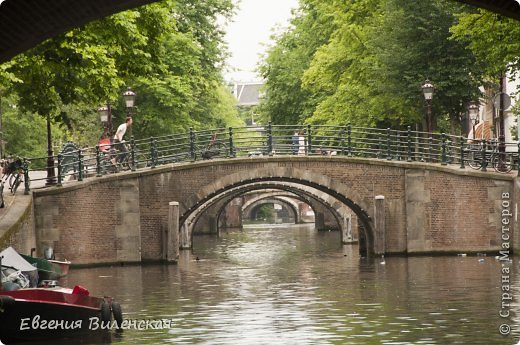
[468,101,479,140]
[97,104,112,138]
[122,87,136,116]
[421,80,434,133]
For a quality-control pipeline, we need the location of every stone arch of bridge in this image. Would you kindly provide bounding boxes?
[212,183,347,235]
[186,182,359,251]
[193,182,346,239]
[244,197,299,223]
[180,169,373,254]
[242,192,308,224]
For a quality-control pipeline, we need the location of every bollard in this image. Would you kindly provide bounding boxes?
[165,201,180,262]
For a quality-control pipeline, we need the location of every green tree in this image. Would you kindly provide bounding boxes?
[257,0,336,125]
[0,0,241,157]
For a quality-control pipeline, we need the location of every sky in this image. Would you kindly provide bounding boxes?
[223,0,299,83]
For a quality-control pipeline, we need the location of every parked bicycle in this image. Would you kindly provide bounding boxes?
[2,158,25,194]
[466,140,514,173]
[198,132,228,160]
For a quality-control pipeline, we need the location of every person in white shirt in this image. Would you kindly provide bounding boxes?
[112,117,132,163]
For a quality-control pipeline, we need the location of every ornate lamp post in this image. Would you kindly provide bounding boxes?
[122,87,136,117]
[97,104,112,138]
[421,80,434,133]
[468,101,479,140]
[122,87,136,138]
[45,111,57,186]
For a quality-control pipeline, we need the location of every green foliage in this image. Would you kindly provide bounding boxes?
[257,0,336,125]
[260,0,488,134]
[451,10,520,81]
[0,0,242,158]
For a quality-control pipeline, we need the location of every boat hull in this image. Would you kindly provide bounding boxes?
[0,288,108,343]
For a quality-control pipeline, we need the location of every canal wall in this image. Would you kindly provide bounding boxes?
[0,194,36,256]
[4,157,515,265]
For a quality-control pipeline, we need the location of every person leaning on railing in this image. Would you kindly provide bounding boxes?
[112,117,133,164]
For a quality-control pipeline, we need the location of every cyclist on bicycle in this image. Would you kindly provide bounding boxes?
[112,117,132,164]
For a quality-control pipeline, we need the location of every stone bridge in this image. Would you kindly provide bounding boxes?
[3,155,514,265]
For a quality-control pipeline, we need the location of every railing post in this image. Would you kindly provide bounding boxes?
[396,131,401,161]
[386,128,392,160]
[459,136,465,169]
[306,124,312,155]
[428,137,433,162]
[340,126,346,156]
[267,121,273,156]
[441,133,447,165]
[151,138,157,168]
[407,126,412,162]
[57,154,63,186]
[378,134,383,159]
[481,140,487,172]
[518,142,520,176]
[189,128,196,161]
[77,148,83,182]
[23,158,30,195]
[131,136,136,171]
[228,127,235,158]
[347,124,352,156]
[96,145,102,177]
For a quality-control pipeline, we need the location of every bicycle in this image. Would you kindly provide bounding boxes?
[98,139,132,174]
[2,158,25,194]
[199,132,228,160]
[465,140,514,173]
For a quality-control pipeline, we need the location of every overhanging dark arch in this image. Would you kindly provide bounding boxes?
[0,0,518,65]
[0,0,161,63]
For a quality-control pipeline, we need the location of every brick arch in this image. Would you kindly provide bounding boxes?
[181,167,375,254]
[243,196,300,223]
[211,184,345,232]
[182,167,371,221]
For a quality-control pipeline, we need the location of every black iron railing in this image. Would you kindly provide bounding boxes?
[22,123,519,193]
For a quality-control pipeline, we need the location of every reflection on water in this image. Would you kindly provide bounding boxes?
[51,224,519,344]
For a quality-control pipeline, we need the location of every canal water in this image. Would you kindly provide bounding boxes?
[52,224,519,345]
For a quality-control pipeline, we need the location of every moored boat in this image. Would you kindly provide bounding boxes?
[20,254,63,281]
[48,258,72,277]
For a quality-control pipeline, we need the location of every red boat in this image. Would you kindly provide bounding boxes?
[0,286,122,343]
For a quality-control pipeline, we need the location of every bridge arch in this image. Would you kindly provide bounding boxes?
[243,196,300,224]
[180,167,374,255]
